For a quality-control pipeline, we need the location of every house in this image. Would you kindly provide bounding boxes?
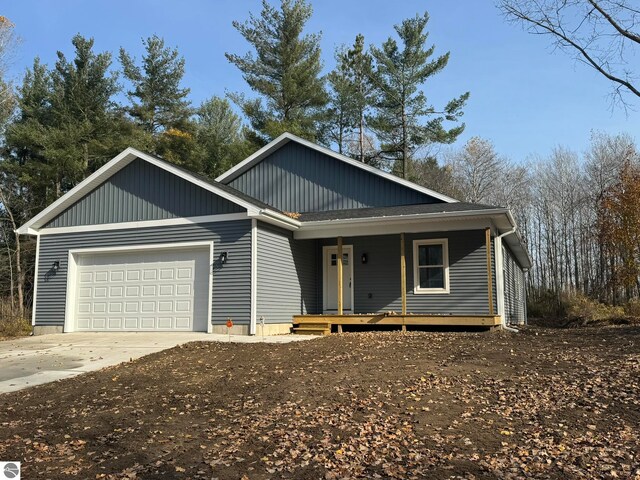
[17,133,531,335]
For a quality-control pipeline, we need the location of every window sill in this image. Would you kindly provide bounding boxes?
[413,288,450,295]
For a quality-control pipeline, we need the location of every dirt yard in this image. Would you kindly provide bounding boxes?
[0,326,638,479]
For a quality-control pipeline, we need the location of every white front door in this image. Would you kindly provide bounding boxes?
[323,245,353,312]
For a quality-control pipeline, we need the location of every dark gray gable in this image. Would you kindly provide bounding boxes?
[227,141,441,212]
[46,158,244,228]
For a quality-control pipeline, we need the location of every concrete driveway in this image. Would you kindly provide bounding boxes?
[0,332,312,394]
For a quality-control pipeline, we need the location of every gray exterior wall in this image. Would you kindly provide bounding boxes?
[317,230,497,316]
[35,220,251,327]
[256,222,317,323]
[46,158,244,228]
[228,142,439,212]
[503,244,526,325]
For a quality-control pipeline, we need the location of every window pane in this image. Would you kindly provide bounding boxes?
[331,254,336,266]
[418,244,443,266]
[419,245,427,265]
[343,253,349,266]
[427,245,443,265]
[419,267,444,289]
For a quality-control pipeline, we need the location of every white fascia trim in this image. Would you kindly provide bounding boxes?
[17,148,137,234]
[38,212,249,236]
[299,209,512,233]
[64,240,214,333]
[216,132,459,203]
[250,208,301,230]
[17,147,260,234]
[216,132,292,183]
[250,219,257,335]
[294,217,495,240]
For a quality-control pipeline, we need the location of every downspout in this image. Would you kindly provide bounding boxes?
[495,227,519,333]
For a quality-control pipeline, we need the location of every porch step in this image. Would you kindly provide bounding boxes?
[292,323,331,335]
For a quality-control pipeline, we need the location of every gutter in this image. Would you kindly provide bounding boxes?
[252,209,301,229]
[299,208,512,228]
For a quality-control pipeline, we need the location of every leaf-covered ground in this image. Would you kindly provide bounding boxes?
[1,326,639,479]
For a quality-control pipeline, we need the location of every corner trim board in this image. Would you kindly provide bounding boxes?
[250,218,257,335]
[31,234,40,326]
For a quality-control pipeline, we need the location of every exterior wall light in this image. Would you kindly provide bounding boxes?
[52,260,60,272]
[220,252,228,265]
[361,253,368,264]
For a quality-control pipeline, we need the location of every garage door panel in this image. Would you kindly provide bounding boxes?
[95,271,108,282]
[110,271,124,282]
[92,317,106,329]
[109,286,123,297]
[124,317,138,329]
[108,317,122,329]
[73,247,209,332]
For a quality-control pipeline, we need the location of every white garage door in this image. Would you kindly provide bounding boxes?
[73,247,210,331]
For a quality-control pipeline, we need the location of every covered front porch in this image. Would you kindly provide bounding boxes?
[291,224,500,334]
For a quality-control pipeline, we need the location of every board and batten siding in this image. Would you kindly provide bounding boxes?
[256,223,317,323]
[46,158,244,228]
[503,244,526,324]
[35,220,251,327]
[228,141,438,213]
[318,230,497,315]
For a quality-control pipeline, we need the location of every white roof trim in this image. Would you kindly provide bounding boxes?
[215,132,459,203]
[16,147,262,235]
[299,208,512,227]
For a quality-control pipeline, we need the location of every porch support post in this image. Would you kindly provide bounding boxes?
[485,227,495,315]
[337,236,343,315]
[400,233,407,315]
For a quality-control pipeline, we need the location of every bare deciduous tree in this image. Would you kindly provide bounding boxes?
[499,0,640,109]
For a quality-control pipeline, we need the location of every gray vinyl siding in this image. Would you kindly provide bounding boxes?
[503,244,526,324]
[228,141,439,212]
[317,230,496,316]
[34,220,251,327]
[256,223,317,323]
[46,158,244,228]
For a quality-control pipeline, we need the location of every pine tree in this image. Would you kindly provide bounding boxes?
[226,0,327,145]
[368,12,469,178]
[49,35,120,178]
[326,34,374,159]
[119,35,191,135]
[326,47,356,155]
[344,34,374,162]
[194,96,251,179]
[5,36,122,206]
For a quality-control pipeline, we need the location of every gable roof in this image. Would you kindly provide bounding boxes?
[215,132,459,204]
[16,147,291,235]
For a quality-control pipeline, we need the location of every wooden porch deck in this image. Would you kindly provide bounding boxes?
[292,313,501,335]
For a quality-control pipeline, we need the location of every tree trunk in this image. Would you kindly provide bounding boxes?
[0,187,24,318]
[359,110,365,163]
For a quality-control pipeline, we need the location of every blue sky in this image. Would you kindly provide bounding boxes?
[4,0,638,163]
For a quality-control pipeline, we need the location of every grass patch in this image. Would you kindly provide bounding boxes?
[0,316,31,338]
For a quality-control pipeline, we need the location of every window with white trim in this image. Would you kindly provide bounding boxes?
[413,239,449,294]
